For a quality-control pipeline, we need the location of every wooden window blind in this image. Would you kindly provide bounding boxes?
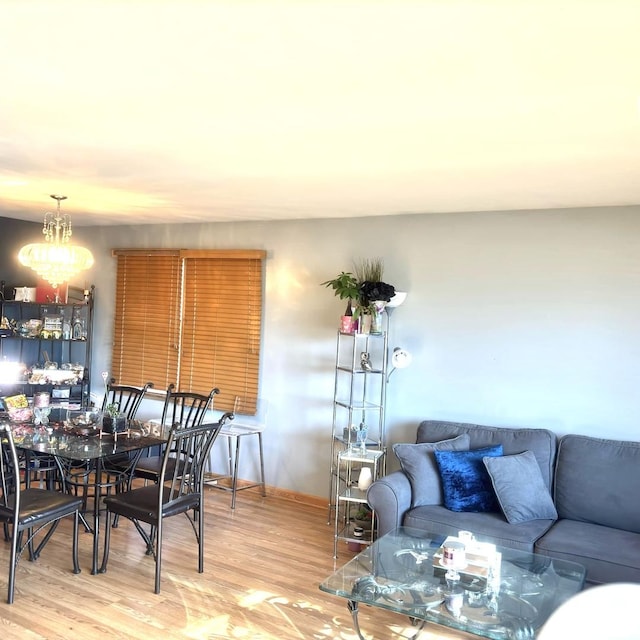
[112,252,181,391]
[111,249,265,414]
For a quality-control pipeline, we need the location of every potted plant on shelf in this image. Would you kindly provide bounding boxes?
[100,371,127,433]
[322,259,396,334]
[321,271,360,333]
[352,504,373,532]
[102,401,127,434]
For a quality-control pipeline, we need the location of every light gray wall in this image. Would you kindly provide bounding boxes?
[4,206,640,498]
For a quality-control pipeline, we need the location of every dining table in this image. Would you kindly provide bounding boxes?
[9,418,166,575]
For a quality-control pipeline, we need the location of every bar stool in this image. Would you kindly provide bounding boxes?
[208,398,267,509]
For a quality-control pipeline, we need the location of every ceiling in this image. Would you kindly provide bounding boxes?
[1,1,639,227]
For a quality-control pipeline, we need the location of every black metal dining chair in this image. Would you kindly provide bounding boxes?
[101,379,154,423]
[132,384,219,484]
[100,413,233,593]
[0,423,82,604]
[61,380,154,530]
[100,379,154,470]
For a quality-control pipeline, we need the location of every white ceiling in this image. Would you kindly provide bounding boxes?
[1,1,639,227]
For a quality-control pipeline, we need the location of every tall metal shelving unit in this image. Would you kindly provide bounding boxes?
[328,329,388,557]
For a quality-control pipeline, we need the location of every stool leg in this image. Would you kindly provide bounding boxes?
[231,436,241,509]
[226,436,233,476]
[257,432,266,497]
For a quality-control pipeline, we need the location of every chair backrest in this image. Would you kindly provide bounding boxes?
[160,384,219,430]
[101,379,154,421]
[230,396,268,431]
[160,412,233,502]
[0,424,21,521]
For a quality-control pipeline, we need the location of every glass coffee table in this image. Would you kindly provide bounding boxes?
[320,527,585,640]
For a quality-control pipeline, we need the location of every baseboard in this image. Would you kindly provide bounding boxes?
[264,485,326,509]
[203,473,326,509]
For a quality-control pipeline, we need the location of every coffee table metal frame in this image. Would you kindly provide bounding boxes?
[320,526,586,640]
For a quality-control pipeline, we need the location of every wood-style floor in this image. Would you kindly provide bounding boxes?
[0,486,475,640]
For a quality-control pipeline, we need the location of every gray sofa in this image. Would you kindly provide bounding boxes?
[367,420,640,586]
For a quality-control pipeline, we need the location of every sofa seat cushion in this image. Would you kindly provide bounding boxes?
[417,421,557,491]
[392,434,471,507]
[484,450,558,524]
[434,445,503,512]
[535,519,640,586]
[403,504,554,553]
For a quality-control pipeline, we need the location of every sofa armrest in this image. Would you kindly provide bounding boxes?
[366,470,413,538]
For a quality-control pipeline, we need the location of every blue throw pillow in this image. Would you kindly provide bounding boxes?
[434,445,503,512]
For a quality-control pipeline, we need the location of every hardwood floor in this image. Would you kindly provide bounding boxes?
[0,487,475,640]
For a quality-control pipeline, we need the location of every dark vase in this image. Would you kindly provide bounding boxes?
[102,413,127,433]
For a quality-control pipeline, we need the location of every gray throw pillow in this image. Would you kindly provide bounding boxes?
[393,434,470,507]
[483,450,558,524]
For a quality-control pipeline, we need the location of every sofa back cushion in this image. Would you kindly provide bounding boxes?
[393,435,471,507]
[484,450,558,524]
[417,420,557,491]
[554,434,640,533]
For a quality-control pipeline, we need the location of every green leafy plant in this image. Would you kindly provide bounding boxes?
[321,271,360,301]
[353,504,373,522]
[104,402,120,418]
[322,259,395,320]
[101,370,120,417]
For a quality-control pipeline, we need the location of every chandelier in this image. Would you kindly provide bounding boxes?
[18,195,94,288]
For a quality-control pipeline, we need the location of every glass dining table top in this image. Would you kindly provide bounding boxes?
[8,420,166,460]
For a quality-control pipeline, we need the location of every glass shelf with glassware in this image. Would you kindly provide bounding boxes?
[333,447,386,557]
[0,286,94,409]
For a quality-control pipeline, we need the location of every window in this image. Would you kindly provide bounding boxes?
[111,249,265,414]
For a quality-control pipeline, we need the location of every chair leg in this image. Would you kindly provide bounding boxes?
[112,473,124,528]
[27,526,37,560]
[100,510,112,573]
[198,503,204,574]
[72,511,81,575]
[32,520,61,560]
[154,522,163,594]
[144,525,155,556]
[79,512,92,534]
[7,524,20,604]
